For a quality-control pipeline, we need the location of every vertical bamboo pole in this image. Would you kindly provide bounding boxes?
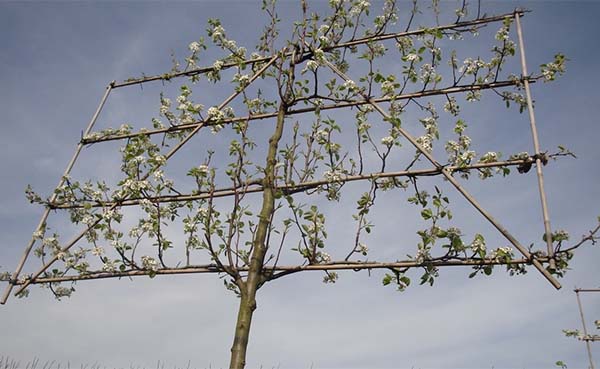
[1,81,115,305]
[320,56,561,289]
[514,11,555,268]
[575,289,595,369]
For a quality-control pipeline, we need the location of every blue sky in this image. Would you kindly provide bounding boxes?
[1,1,599,368]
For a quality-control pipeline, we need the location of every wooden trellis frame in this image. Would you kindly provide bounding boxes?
[1,9,564,305]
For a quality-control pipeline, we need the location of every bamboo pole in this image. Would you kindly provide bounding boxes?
[515,11,555,269]
[48,158,536,209]
[575,288,600,293]
[12,257,547,285]
[0,81,115,305]
[321,56,562,289]
[10,56,281,299]
[575,288,596,369]
[82,79,532,144]
[110,11,525,89]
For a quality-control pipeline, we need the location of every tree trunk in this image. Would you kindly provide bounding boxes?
[228,100,288,369]
[228,291,257,369]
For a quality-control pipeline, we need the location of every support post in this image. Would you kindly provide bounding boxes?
[575,288,595,369]
[515,11,555,268]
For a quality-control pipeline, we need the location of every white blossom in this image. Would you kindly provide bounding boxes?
[315,129,329,144]
[343,79,358,92]
[313,48,326,64]
[91,246,104,256]
[479,152,499,163]
[381,80,395,96]
[380,136,394,146]
[306,60,319,72]
[102,260,117,272]
[459,135,471,149]
[212,60,224,72]
[207,106,225,121]
[319,252,332,264]
[495,26,510,41]
[153,170,164,181]
[141,255,158,271]
[324,170,343,183]
[188,41,201,53]
[416,135,433,153]
[444,97,460,116]
[82,215,94,226]
[197,164,209,174]
[471,235,486,254]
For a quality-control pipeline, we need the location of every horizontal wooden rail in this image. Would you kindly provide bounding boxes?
[9,255,546,285]
[110,10,525,88]
[82,79,531,144]
[47,158,536,209]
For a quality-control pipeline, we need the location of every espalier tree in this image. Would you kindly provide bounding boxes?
[1,1,599,368]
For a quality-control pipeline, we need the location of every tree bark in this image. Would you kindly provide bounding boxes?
[228,101,288,369]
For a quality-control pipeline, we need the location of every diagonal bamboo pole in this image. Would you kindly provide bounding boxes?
[82,79,532,145]
[47,158,536,209]
[0,81,115,305]
[10,55,281,300]
[320,55,562,289]
[575,288,596,369]
[515,11,555,269]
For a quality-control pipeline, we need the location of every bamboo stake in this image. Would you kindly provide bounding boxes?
[515,11,555,269]
[110,11,525,88]
[48,158,535,209]
[83,79,531,144]
[0,81,115,305]
[575,288,596,369]
[321,55,562,289]
[12,257,547,285]
[11,56,281,299]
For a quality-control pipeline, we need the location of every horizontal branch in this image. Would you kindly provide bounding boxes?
[47,158,536,209]
[82,79,531,144]
[10,255,546,285]
[110,10,525,88]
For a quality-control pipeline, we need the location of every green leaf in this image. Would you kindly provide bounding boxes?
[400,276,411,287]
